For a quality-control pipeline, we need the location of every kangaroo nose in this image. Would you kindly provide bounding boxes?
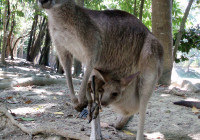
[39,0,49,4]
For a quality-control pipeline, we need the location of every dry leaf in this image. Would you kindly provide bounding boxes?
[123,130,135,136]
[25,100,32,104]
[54,112,64,115]
[7,96,13,100]
[192,106,199,114]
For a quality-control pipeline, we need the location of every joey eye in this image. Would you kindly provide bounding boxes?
[111,92,118,97]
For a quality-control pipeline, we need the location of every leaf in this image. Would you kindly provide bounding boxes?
[15,10,25,17]
[25,100,32,104]
[192,106,199,114]
[7,96,13,100]
[123,130,136,136]
[54,112,64,115]
[20,117,35,121]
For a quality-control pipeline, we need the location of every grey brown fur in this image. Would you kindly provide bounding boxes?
[38,0,163,139]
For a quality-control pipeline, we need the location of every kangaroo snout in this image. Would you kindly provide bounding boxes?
[38,0,52,9]
[39,0,49,4]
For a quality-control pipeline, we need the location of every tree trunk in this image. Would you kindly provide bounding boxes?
[134,0,137,17]
[7,13,15,60]
[56,57,64,74]
[0,3,2,54]
[73,59,82,77]
[39,26,51,66]
[5,0,11,58]
[18,39,25,58]
[29,17,47,63]
[1,0,9,64]
[139,0,145,21]
[152,0,173,85]
[0,36,2,54]
[173,0,194,61]
[27,14,38,61]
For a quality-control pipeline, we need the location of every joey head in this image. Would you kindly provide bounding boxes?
[90,69,140,107]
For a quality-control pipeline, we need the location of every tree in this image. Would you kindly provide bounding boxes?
[139,0,145,21]
[29,17,47,63]
[39,26,51,66]
[152,0,173,85]
[173,0,194,61]
[27,13,39,61]
[1,0,9,64]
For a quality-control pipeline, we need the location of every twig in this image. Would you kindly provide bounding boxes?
[0,103,89,140]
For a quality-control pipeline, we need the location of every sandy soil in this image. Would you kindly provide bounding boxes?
[0,59,200,140]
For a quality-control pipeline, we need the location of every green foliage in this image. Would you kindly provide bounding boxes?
[174,24,200,63]
[15,10,25,17]
[172,1,183,33]
[84,0,105,10]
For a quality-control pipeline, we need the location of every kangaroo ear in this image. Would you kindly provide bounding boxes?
[120,72,140,87]
[92,68,110,82]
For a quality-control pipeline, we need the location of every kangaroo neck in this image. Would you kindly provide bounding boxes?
[46,2,78,27]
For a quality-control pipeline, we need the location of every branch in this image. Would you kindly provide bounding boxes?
[173,0,194,61]
[0,103,90,140]
[0,75,81,89]
[12,31,32,50]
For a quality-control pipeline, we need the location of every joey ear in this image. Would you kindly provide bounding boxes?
[92,68,110,82]
[120,72,140,87]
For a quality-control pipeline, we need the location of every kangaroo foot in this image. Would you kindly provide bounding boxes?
[74,100,88,112]
[114,115,132,130]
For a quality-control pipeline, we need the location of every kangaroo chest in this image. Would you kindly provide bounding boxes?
[49,23,89,64]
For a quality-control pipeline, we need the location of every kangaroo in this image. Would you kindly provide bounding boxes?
[87,32,163,140]
[38,1,163,139]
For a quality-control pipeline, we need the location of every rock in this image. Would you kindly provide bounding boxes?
[181,80,200,93]
[46,136,63,140]
[168,87,185,97]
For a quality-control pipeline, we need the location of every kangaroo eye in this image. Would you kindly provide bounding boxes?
[98,88,104,93]
[111,92,118,97]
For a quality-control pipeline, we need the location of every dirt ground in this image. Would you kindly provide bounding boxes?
[0,59,200,140]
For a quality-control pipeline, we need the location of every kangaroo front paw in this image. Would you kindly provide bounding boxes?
[74,101,88,112]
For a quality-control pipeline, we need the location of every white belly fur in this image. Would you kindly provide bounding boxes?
[52,29,88,64]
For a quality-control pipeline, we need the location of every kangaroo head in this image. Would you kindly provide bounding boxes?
[92,69,140,106]
[38,0,72,9]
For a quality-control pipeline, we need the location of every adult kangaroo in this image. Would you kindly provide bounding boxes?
[38,1,163,139]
